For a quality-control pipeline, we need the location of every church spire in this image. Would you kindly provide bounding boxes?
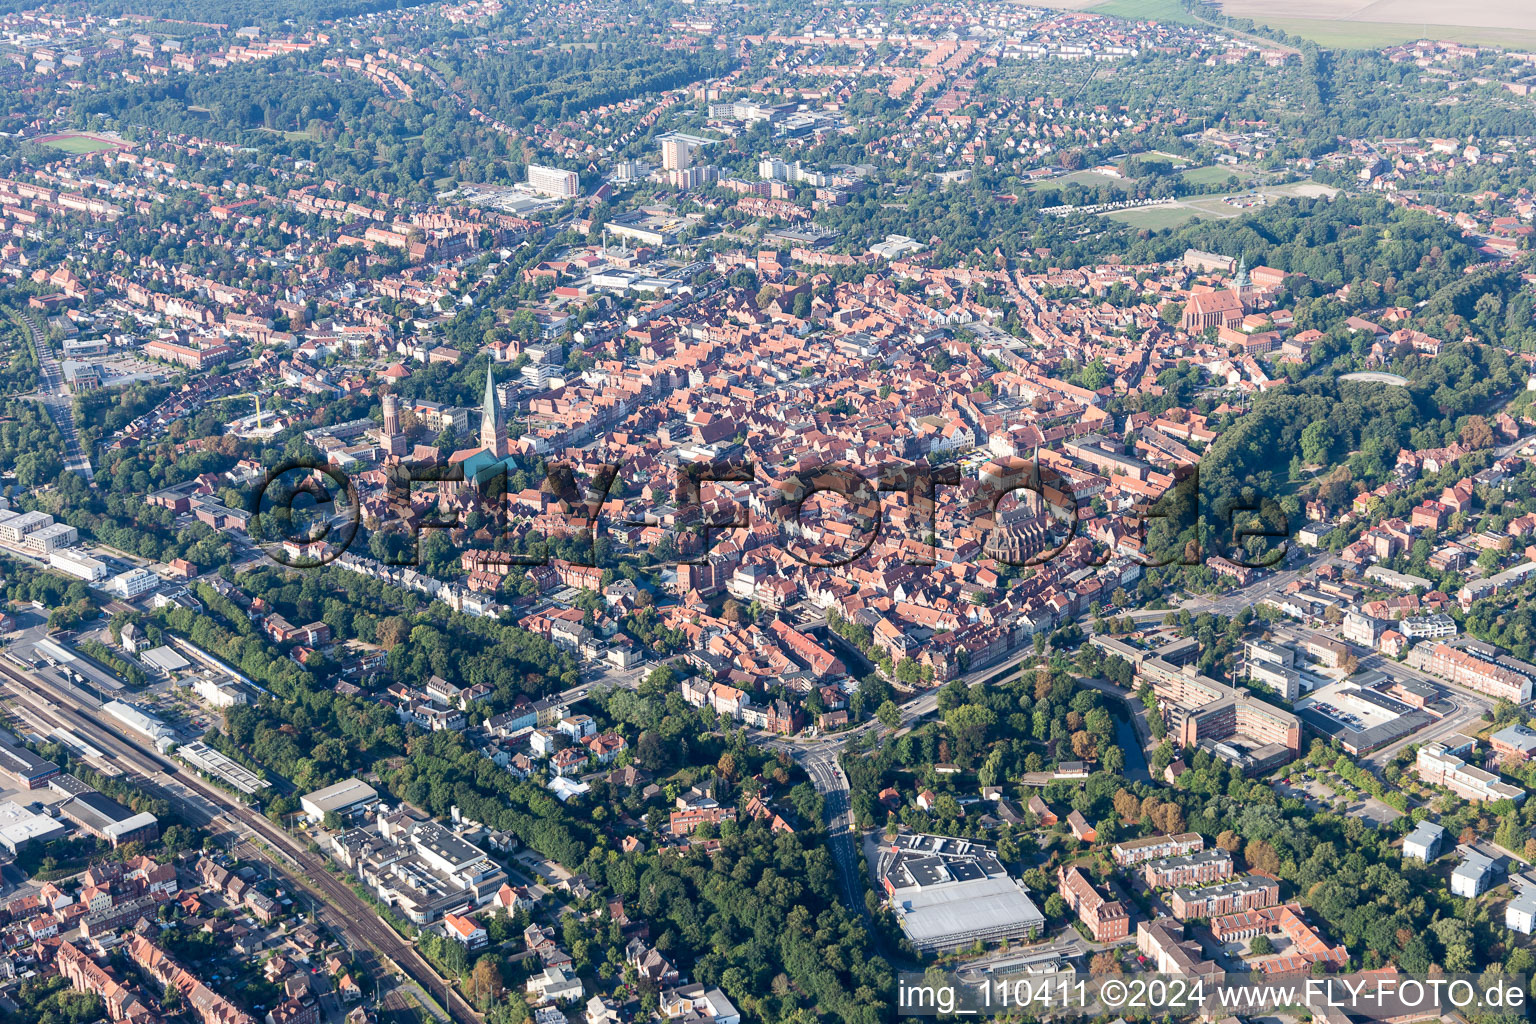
[480,363,505,454]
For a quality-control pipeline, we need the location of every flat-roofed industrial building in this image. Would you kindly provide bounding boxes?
[878,834,1045,953]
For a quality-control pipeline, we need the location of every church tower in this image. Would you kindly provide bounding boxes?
[480,364,507,456]
[1232,256,1254,306]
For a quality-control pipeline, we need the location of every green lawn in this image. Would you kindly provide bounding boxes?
[1253,16,1536,51]
[1029,169,1138,194]
[255,127,319,142]
[1106,205,1197,229]
[44,136,117,154]
[1091,0,1202,25]
[1181,165,1243,187]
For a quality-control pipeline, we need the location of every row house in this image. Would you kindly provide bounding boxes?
[1169,875,1279,920]
[1142,848,1234,889]
[1057,866,1128,942]
[1111,832,1204,867]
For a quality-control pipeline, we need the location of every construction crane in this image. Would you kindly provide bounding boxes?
[208,391,266,431]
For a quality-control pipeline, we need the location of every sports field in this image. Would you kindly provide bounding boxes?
[1181,165,1245,187]
[42,135,119,154]
[35,133,126,154]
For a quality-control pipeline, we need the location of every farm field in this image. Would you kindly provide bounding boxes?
[1219,0,1536,31]
[1217,0,1536,49]
[1253,16,1536,49]
[1091,0,1202,24]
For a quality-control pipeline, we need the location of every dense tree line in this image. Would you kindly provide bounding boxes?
[74,382,172,454]
[0,397,65,487]
[446,41,738,128]
[236,563,580,697]
[1145,357,1519,580]
[844,662,1125,832]
[8,976,101,1024]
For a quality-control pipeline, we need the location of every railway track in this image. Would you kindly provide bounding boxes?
[0,661,480,1024]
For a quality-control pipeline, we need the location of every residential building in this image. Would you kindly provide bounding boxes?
[1402,820,1446,862]
[527,165,579,198]
[659,985,741,1024]
[443,912,487,949]
[1058,865,1129,942]
[1136,919,1220,978]
[1507,889,1536,935]
[1111,832,1203,867]
[56,941,156,1024]
[1400,614,1457,640]
[1170,875,1279,919]
[1142,848,1234,889]
[1452,849,1499,898]
[526,966,584,1005]
[1419,642,1533,702]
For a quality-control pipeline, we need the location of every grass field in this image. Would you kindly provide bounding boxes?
[1215,0,1536,50]
[1106,205,1199,229]
[1250,16,1536,49]
[1030,169,1138,194]
[1091,0,1202,24]
[256,127,319,142]
[1102,179,1337,230]
[1181,165,1245,186]
[43,136,119,154]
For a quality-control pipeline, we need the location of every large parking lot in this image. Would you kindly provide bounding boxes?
[1295,678,1434,755]
[1298,682,1403,734]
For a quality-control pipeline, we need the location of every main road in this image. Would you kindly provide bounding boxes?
[1180,551,1333,618]
[10,307,94,482]
[799,750,863,915]
[758,642,1049,909]
[0,659,479,1024]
